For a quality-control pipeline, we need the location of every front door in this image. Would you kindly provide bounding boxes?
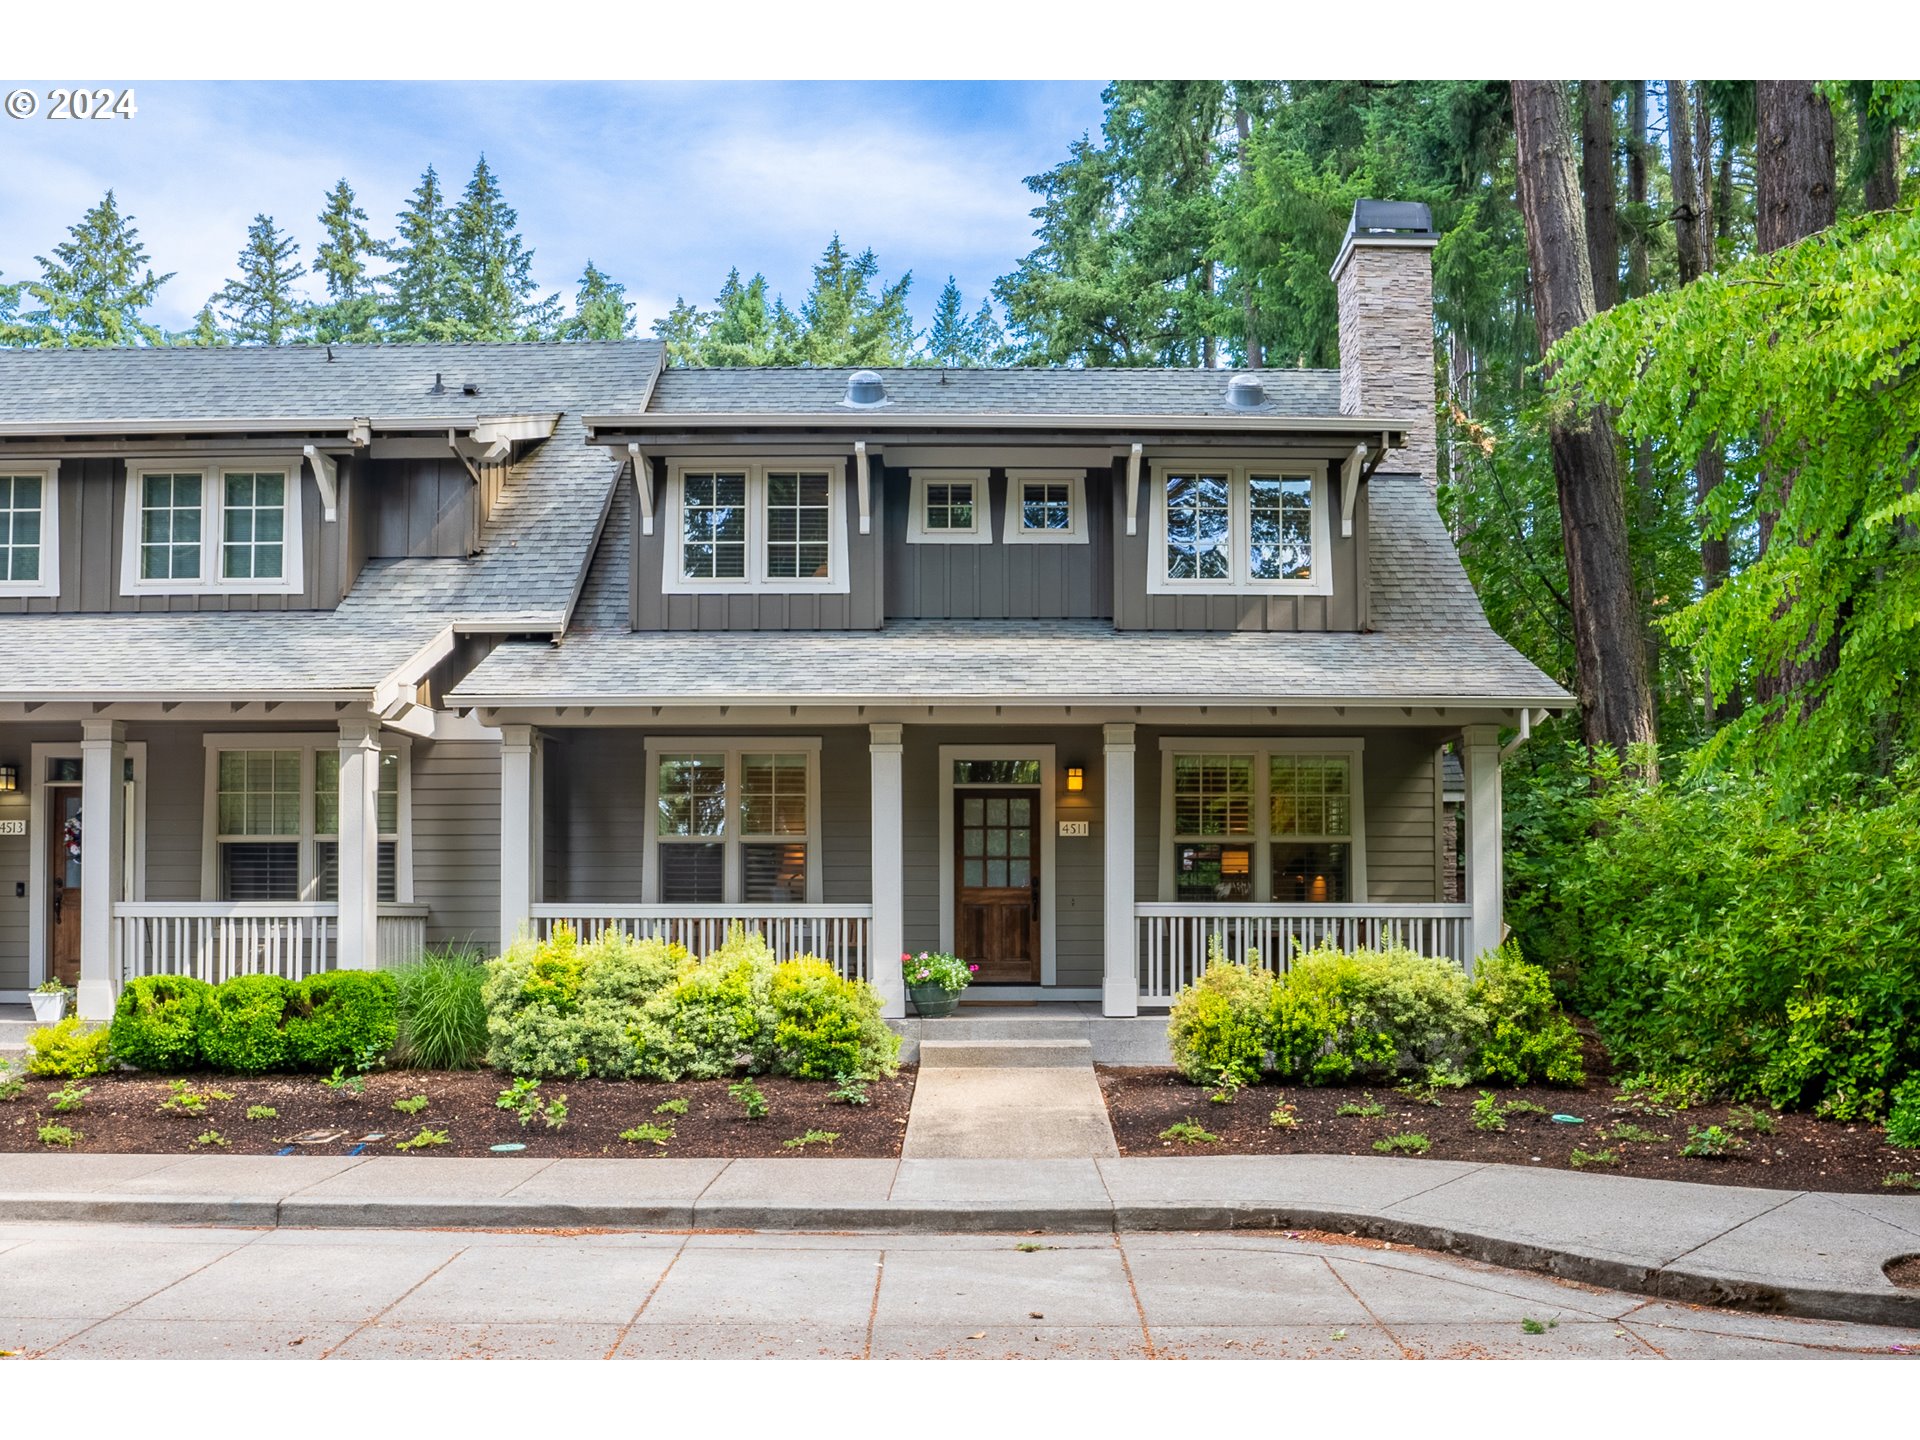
[47,786,82,988]
[954,787,1040,984]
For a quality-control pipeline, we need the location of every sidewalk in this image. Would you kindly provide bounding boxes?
[5,1152,1917,1326]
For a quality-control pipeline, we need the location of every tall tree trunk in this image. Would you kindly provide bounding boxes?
[1625,82,1650,299]
[1234,105,1264,368]
[1856,90,1901,210]
[1580,82,1621,312]
[1693,85,1718,273]
[1667,82,1703,285]
[1512,80,1658,771]
[1621,81,1659,714]
[1754,81,1838,712]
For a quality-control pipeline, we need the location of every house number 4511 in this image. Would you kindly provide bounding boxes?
[1057,820,1090,837]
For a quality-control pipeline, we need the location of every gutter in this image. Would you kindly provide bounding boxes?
[447,688,1576,712]
[585,411,1416,438]
[0,412,557,439]
[1500,707,1552,760]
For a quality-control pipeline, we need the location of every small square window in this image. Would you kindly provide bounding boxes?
[907,471,992,544]
[1005,472,1087,545]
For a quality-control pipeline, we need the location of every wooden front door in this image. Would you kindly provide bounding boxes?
[954,787,1040,984]
[47,786,82,988]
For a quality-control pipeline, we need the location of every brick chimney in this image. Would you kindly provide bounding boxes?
[1331,199,1440,484]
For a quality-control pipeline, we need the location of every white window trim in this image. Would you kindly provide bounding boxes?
[660,458,851,595]
[1003,469,1088,546]
[25,740,147,992]
[906,469,993,545]
[1156,737,1366,903]
[0,460,61,598]
[1146,461,1332,595]
[199,733,412,903]
[121,458,306,597]
[937,743,1057,988]
[641,736,824,904]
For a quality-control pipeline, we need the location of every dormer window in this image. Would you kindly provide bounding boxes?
[120,459,304,596]
[906,469,990,544]
[1147,461,1330,595]
[0,463,60,598]
[662,458,850,595]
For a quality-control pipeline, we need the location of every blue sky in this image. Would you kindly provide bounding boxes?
[0,80,1108,338]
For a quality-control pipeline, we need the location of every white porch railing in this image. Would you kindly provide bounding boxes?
[528,904,874,984]
[1136,902,1477,1003]
[116,902,431,983]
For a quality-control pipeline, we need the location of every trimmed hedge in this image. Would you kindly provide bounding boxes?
[198,974,295,1073]
[104,969,399,1075]
[108,975,211,1072]
[285,970,397,1070]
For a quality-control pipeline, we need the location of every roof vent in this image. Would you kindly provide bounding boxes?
[428,372,446,396]
[843,369,888,407]
[1225,373,1266,409]
[461,382,480,398]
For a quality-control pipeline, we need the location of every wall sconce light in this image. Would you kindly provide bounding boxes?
[0,764,17,793]
[1065,766,1084,793]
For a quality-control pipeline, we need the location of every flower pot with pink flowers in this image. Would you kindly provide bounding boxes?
[902,951,977,1019]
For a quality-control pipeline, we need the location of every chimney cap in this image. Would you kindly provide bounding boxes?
[1348,199,1436,240]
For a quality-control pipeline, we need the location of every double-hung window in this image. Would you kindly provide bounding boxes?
[1005,469,1087,545]
[0,462,59,597]
[204,735,410,903]
[645,739,822,905]
[1148,461,1329,594]
[664,461,849,593]
[1159,738,1365,904]
[906,469,990,544]
[122,460,304,596]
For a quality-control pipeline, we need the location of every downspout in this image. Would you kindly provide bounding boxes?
[1499,708,1547,762]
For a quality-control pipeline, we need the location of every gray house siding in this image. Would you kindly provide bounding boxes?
[365,457,477,559]
[883,467,1114,621]
[631,463,884,631]
[1113,463,1370,632]
[411,737,501,952]
[0,722,71,991]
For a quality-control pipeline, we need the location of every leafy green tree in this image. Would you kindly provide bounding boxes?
[17,191,173,346]
[175,303,229,347]
[556,260,635,340]
[382,166,460,341]
[214,213,308,345]
[0,272,25,345]
[447,156,555,340]
[311,179,382,343]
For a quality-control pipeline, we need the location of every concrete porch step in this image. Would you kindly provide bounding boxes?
[917,1038,1094,1070]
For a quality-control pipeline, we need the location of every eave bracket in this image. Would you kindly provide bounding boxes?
[303,445,339,522]
[629,443,655,536]
[1340,441,1368,538]
[1124,442,1144,536]
[854,441,872,535]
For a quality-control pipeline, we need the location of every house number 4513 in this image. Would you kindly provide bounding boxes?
[0,820,24,836]
[1057,820,1090,837]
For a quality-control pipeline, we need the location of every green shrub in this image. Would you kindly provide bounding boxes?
[646,927,778,1079]
[199,974,294,1073]
[483,931,590,1077]
[577,932,689,1079]
[284,971,397,1071]
[1471,944,1585,1087]
[484,926,691,1079]
[1508,752,1920,1117]
[393,947,490,1070]
[1887,1078,1920,1149]
[25,1017,114,1077]
[1271,943,1482,1085]
[1167,950,1274,1084]
[769,956,900,1080]
[107,975,211,1072]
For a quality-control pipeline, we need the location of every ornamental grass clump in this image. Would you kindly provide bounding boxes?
[392,946,490,1070]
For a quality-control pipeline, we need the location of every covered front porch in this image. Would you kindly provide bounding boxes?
[495,713,1513,1019]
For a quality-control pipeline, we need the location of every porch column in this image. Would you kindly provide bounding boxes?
[1102,722,1138,1017]
[77,719,126,1022]
[1462,723,1504,970]
[868,723,906,1020]
[499,724,536,952]
[336,718,381,970]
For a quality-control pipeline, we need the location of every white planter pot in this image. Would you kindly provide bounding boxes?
[29,992,67,1024]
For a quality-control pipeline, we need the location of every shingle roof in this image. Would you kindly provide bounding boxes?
[640,366,1345,419]
[0,340,663,427]
[450,476,1572,709]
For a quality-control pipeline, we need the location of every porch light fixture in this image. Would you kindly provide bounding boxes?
[1065,766,1084,793]
[0,763,16,792]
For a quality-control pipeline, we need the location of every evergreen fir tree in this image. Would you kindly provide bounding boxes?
[921,277,1000,365]
[0,272,26,346]
[793,236,915,366]
[19,190,173,346]
[706,270,779,365]
[650,296,712,366]
[176,303,229,347]
[447,156,553,340]
[311,179,382,343]
[382,166,460,341]
[969,299,1006,362]
[556,260,635,340]
[214,213,308,345]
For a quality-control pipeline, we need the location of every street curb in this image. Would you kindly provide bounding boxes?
[3,1181,1915,1328]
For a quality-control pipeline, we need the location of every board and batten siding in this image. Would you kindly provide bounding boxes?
[364,457,478,559]
[0,455,347,616]
[410,737,502,953]
[630,462,884,631]
[883,468,1114,621]
[1112,463,1371,632]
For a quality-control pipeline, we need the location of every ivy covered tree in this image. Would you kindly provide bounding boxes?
[556,260,635,340]
[382,166,460,341]
[311,179,382,343]
[213,213,308,344]
[16,191,173,346]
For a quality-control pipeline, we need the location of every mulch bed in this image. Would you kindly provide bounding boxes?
[1,1068,916,1160]
[1097,1066,1920,1196]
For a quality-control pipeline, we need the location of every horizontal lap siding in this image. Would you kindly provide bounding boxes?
[0,723,72,990]
[411,738,501,953]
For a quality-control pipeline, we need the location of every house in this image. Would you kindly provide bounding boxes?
[0,200,1570,1024]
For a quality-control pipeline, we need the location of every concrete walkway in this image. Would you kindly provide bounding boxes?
[5,1221,1915,1359]
[3,1152,1917,1327]
[901,1039,1121,1160]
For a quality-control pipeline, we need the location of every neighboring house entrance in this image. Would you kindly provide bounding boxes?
[953,787,1041,983]
[47,785,82,988]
